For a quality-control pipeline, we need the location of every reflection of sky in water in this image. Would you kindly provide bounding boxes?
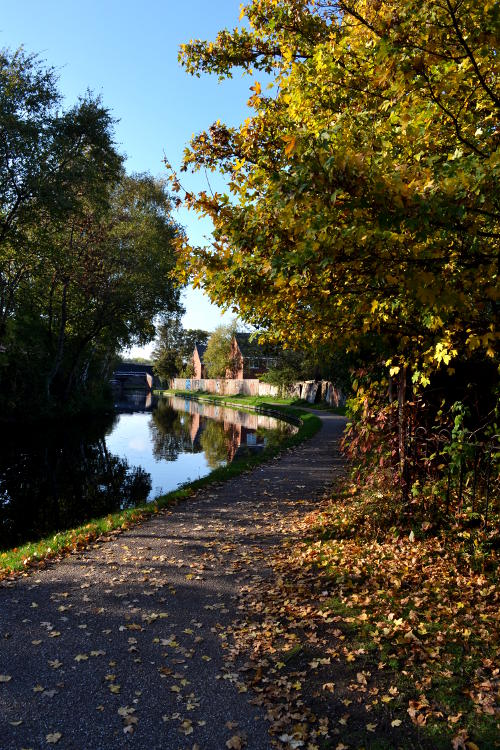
[105,412,213,499]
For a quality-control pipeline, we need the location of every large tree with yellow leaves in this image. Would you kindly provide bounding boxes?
[175,0,498,484]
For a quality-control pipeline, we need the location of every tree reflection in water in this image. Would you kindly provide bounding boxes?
[199,420,232,468]
[0,415,151,550]
[149,400,200,461]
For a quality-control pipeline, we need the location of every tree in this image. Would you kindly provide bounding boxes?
[175,0,499,490]
[0,48,183,416]
[176,0,498,374]
[152,312,209,382]
[0,48,123,341]
[32,173,182,404]
[203,321,238,378]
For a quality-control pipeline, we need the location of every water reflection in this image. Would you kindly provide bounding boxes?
[113,389,153,412]
[0,415,151,550]
[0,394,295,550]
[149,400,199,461]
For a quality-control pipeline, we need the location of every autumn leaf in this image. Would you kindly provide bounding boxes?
[46,732,62,744]
[226,735,246,749]
[283,135,296,158]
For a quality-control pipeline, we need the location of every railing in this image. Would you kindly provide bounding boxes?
[406,428,499,529]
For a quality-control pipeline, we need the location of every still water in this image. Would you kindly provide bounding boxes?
[0,393,295,549]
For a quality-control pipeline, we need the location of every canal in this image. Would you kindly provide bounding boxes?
[0,394,295,549]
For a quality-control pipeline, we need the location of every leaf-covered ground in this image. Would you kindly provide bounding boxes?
[224,483,499,750]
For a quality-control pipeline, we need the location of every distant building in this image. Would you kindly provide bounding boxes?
[229,333,280,379]
[191,333,279,380]
[193,342,208,379]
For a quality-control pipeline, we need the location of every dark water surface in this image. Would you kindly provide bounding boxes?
[0,393,295,549]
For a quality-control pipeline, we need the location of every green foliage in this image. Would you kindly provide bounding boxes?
[204,320,238,377]
[0,48,183,416]
[261,345,355,394]
[176,0,498,385]
[152,311,209,382]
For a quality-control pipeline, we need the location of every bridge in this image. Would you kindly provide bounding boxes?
[111,363,154,391]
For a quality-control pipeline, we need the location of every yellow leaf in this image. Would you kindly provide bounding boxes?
[283,135,296,157]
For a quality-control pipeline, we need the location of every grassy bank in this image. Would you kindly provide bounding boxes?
[161,388,347,415]
[0,400,321,581]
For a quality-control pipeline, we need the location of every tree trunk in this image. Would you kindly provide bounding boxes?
[46,280,68,399]
[398,365,409,504]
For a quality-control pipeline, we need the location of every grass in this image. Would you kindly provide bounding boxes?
[0,399,321,581]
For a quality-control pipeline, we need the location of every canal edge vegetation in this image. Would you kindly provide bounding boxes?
[160,388,347,415]
[0,398,321,581]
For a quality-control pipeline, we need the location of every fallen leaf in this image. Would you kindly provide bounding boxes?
[226,736,245,749]
[46,732,62,744]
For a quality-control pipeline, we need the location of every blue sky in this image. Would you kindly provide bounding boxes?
[1,0,252,349]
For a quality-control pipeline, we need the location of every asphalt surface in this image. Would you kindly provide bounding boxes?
[0,410,346,750]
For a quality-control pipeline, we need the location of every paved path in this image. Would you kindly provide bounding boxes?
[0,410,346,750]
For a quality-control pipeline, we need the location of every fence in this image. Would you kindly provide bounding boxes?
[170,378,345,406]
[170,378,280,397]
[406,428,499,529]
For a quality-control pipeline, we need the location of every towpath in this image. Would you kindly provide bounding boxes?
[0,410,346,750]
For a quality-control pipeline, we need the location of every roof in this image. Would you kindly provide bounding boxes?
[234,332,280,358]
[194,342,207,359]
[114,362,154,375]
